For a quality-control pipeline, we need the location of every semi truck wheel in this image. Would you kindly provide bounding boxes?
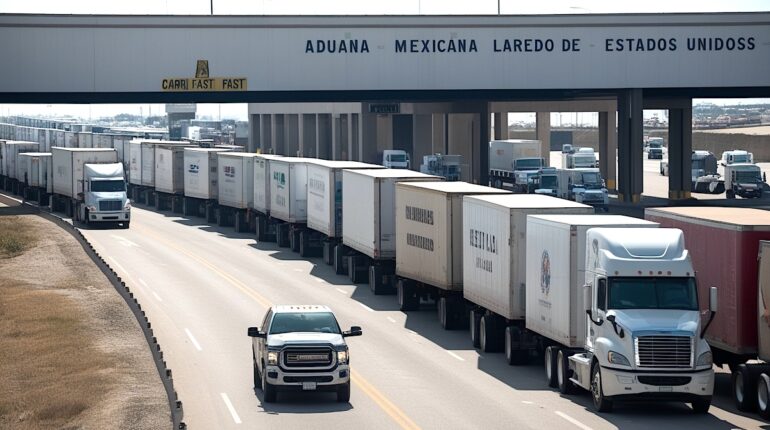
[758,373,770,419]
[557,349,574,394]
[733,364,759,411]
[438,297,449,329]
[505,326,529,365]
[469,309,482,348]
[726,189,736,199]
[591,363,613,412]
[691,396,712,414]
[334,245,348,275]
[479,314,502,353]
[397,279,419,311]
[337,380,351,403]
[544,346,559,388]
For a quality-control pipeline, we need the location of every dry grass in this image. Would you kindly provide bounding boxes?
[0,216,37,258]
[0,215,111,429]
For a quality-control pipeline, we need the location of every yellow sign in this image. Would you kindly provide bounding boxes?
[162,60,247,92]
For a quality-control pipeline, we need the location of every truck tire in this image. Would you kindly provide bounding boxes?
[545,346,559,388]
[479,314,502,353]
[557,349,574,394]
[469,309,482,348]
[397,278,419,311]
[337,380,351,403]
[334,245,348,275]
[758,373,770,419]
[591,363,613,412]
[733,364,759,411]
[726,189,736,199]
[253,353,260,388]
[261,365,277,403]
[691,396,712,414]
[438,297,449,329]
[504,326,529,365]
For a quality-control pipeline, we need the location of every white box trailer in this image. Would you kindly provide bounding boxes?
[395,181,509,292]
[53,130,65,148]
[77,132,93,149]
[93,134,114,149]
[112,136,130,171]
[17,152,52,187]
[394,181,511,325]
[131,139,183,187]
[218,152,258,209]
[524,215,658,348]
[269,157,312,224]
[52,148,117,199]
[5,141,39,180]
[184,148,229,200]
[253,154,283,215]
[154,145,190,195]
[462,195,593,324]
[341,169,441,289]
[306,160,384,238]
[64,131,78,148]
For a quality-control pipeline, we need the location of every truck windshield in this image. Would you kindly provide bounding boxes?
[514,159,542,170]
[91,180,126,192]
[608,277,698,311]
[540,176,557,189]
[388,154,407,162]
[735,170,761,182]
[581,172,601,185]
[269,312,341,334]
[733,155,751,163]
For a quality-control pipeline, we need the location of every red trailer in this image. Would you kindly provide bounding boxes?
[645,207,770,366]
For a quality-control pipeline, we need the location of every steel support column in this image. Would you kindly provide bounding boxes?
[617,89,644,203]
[478,105,490,185]
[668,105,693,199]
[536,112,551,165]
[598,111,617,191]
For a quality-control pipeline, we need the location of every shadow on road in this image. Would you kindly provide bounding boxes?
[252,388,353,414]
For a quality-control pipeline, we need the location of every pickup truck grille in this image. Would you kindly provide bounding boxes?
[99,200,123,211]
[635,335,692,369]
[283,348,333,368]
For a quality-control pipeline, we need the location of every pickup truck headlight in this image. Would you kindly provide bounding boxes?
[337,350,349,364]
[696,351,713,367]
[267,351,279,366]
[608,351,631,367]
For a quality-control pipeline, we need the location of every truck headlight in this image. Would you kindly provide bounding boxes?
[86,205,97,212]
[608,351,631,367]
[124,200,131,210]
[337,350,349,364]
[267,351,279,366]
[696,351,713,367]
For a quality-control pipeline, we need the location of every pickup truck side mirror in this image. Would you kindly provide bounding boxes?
[247,327,266,338]
[343,326,363,337]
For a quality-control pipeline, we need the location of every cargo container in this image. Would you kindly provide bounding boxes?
[394,181,510,326]
[267,157,312,250]
[523,218,714,413]
[217,152,259,232]
[93,134,114,149]
[2,141,39,194]
[153,144,193,213]
[462,194,593,351]
[304,160,384,260]
[645,207,770,363]
[17,152,51,204]
[64,131,78,148]
[113,136,130,171]
[128,139,184,204]
[341,169,441,290]
[250,154,283,241]
[183,147,230,221]
[77,132,93,149]
[488,139,544,192]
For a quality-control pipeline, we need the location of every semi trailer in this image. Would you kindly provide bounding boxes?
[252,154,284,242]
[16,152,51,204]
[217,152,259,232]
[183,147,231,222]
[154,144,194,213]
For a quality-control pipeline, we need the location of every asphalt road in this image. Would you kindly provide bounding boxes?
[77,204,768,430]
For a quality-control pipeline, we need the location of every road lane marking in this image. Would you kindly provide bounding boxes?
[336,288,347,294]
[220,393,242,424]
[358,303,375,312]
[351,369,421,430]
[446,351,465,362]
[133,223,419,430]
[555,411,593,430]
[387,317,397,323]
[110,234,139,247]
[139,278,149,287]
[152,291,163,302]
[108,257,130,276]
[315,278,326,283]
[185,328,202,351]
[521,401,534,405]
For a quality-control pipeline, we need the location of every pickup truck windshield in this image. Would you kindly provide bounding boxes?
[514,158,543,170]
[608,277,698,311]
[270,312,341,334]
[91,180,126,192]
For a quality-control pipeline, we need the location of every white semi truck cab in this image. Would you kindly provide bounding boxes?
[568,228,716,412]
[382,150,410,169]
[80,163,131,227]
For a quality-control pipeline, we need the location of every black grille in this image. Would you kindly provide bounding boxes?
[638,376,692,386]
[635,336,692,369]
[283,375,334,383]
[283,348,333,368]
[99,200,123,211]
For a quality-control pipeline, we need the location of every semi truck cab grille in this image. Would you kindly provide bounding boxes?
[99,200,123,211]
[283,348,333,368]
[635,335,693,369]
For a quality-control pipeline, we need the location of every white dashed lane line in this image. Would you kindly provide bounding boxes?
[554,411,593,430]
[358,303,375,312]
[185,328,203,351]
[220,392,242,424]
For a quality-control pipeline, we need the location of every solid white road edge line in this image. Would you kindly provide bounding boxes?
[108,256,130,276]
[220,392,242,424]
[446,351,465,362]
[185,328,203,351]
[358,303,375,312]
[152,291,163,302]
[554,411,593,430]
